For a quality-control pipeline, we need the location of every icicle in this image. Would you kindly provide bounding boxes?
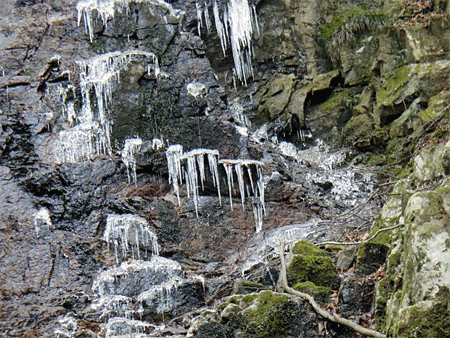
[235,162,245,209]
[219,159,265,232]
[121,138,143,185]
[213,0,228,56]
[203,3,212,32]
[221,161,234,210]
[166,144,183,205]
[207,152,221,205]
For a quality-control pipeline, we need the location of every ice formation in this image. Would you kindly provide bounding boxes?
[105,317,154,338]
[187,82,207,98]
[34,207,52,237]
[197,0,258,85]
[54,50,159,164]
[104,214,159,262]
[92,257,183,318]
[166,146,221,217]
[219,159,265,232]
[166,145,265,232]
[121,138,143,184]
[55,314,77,338]
[77,0,182,42]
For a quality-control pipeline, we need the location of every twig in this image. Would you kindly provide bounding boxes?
[279,240,386,338]
[315,224,400,247]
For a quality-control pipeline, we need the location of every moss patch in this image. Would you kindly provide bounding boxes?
[293,281,330,304]
[243,291,298,338]
[288,241,340,289]
[392,287,450,337]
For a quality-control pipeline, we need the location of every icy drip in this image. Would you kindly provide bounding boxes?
[77,0,182,42]
[121,138,143,184]
[104,214,159,262]
[197,0,258,85]
[34,207,52,237]
[219,159,265,232]
[166,146,221,216]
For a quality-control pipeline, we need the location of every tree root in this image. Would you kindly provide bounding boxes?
[279,240,386,338]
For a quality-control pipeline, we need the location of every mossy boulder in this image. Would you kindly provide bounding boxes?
[342,113,374,148]
[201,291,321,338]
[287,241,340,290]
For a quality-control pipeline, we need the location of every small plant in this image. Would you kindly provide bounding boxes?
[320,6,389,61]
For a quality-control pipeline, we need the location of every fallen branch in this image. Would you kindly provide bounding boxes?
[279,240,386,338]
[314,224,400,247]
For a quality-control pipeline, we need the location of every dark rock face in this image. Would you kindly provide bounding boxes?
[7,0,450,336]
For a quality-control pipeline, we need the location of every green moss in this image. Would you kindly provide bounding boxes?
[376,65,415,106]
[289,241,340,289]
[342,113,374,146]
[292,240,330,256]
[320,5,388,59]
[217,295,243,312]
[356,242,389,275]
[392,287,450,337]
[243,291,297,338]
[319,88,354,113]
[293,281,330,304]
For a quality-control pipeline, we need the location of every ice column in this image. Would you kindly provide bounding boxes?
[121,138,143,184]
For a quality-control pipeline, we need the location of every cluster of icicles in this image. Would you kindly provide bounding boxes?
[54,50,159,164]
[196,0,258,85]
[166,145,265,233]
[92,214,184,338]
[76,0,258,86]
[77,0,183,42]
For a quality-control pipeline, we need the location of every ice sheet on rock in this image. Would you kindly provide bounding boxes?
[240,220,322,275]
[77,0,183,42]
[104,214,159,262]
[92,258,183,317]
[54,50,159,164]
[121,138,143,184]
[105,317,155,338]
[187,82,207,97]
[55,314,77,338]
[34,207,52,238]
